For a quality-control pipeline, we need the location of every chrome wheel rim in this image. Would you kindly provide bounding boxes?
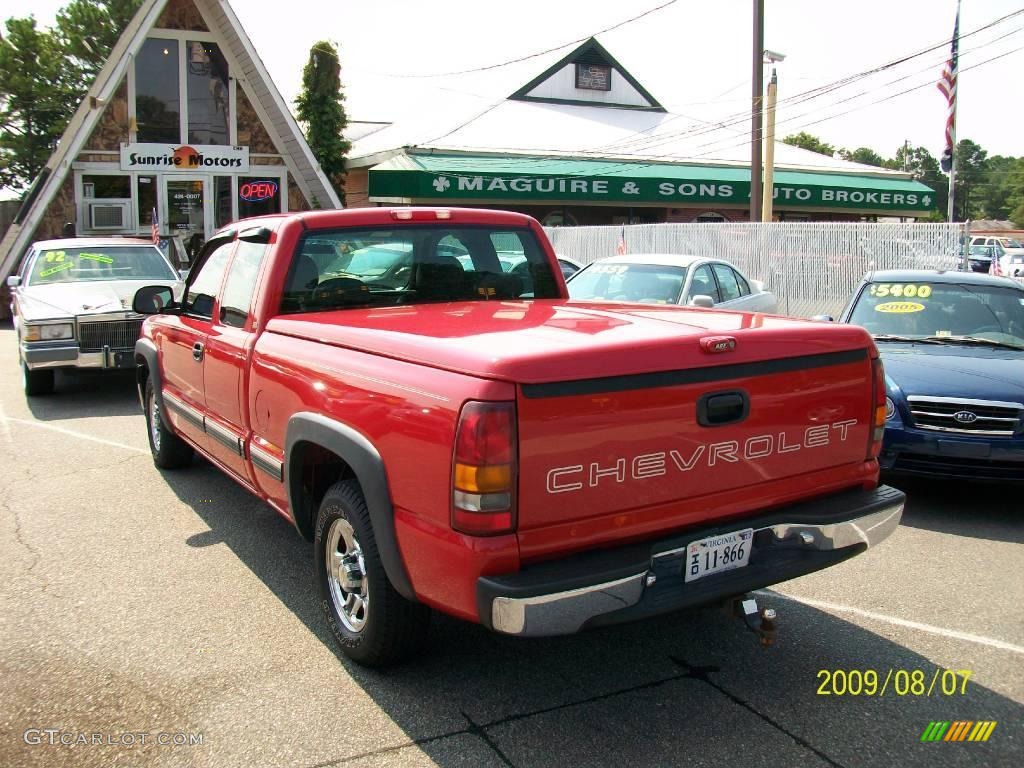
[149,392,162,452]
[325,517,368,633]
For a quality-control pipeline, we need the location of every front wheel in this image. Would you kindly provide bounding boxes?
[22,361,54,396]
[315,479,430,667]
[144,378,193,469]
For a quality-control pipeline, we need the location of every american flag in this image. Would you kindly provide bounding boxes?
[616,224,627,255]
[151,207,160,245]
[937,2,960,173]
[989,252,1003,277]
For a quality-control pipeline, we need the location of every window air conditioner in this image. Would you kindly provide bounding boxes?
[88,200,132,230]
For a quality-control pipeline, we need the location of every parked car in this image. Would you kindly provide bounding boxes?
[132,208,900,666]
[1007,254,1024,278]
[832,269,1024,481]
[970,235,1024,273]
[566,254,777,312]
[8,237,182,396]
[967,244,995,273]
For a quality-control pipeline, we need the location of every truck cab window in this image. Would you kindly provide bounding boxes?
[220,242,266,328]
[184,240,234,319]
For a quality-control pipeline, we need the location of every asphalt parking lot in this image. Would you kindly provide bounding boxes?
[0,322,1021,768]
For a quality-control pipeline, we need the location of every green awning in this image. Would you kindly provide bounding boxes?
[367,153,938,213]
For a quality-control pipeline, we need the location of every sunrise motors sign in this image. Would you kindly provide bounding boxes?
[120,143,250,173]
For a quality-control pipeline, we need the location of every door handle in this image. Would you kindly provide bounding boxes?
[192,342,204,362]
[697,390,749,427]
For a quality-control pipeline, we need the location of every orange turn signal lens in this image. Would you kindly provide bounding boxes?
[454,463,511,493]
[874,404,887,427]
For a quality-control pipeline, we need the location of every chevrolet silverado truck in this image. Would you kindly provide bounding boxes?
[133,207,904,667]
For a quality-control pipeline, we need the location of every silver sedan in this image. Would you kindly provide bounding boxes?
[566,254,778,312]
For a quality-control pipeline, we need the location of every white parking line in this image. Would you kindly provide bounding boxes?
[0,415,148,455]
[758,591,1024,655]
[0,403,12,446]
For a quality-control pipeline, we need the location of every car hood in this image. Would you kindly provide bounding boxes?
[17,280,180,319]
[879,342,1024,402]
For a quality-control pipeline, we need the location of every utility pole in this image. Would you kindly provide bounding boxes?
[750,0,764,222]
[761,65,780,222]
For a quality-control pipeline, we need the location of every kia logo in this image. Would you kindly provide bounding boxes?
[953,410,978,424]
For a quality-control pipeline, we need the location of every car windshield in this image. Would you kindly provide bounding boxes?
[280,225,559,312]
[968,245,992,256]
[27,245,176,285]
[567,262,687,304]
[848,281,1024,348]
[998,238,1022,248]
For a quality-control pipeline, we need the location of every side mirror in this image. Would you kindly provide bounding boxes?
[810,314,834,322]
[6,275,20,288]
[689,295,715,308]
[133,285,177,315]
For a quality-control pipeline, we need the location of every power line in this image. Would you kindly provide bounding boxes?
[589,8,1024,156]
[383,0,680,79]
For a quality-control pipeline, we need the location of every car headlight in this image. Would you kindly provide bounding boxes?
[885,397,896,420]
[23,323,74,342]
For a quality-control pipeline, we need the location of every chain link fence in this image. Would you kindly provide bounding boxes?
[545,222,968,318]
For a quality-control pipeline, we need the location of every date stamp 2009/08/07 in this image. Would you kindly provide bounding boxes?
[816,668,972,697]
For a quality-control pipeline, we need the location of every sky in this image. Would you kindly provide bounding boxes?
[11,0,1024,161]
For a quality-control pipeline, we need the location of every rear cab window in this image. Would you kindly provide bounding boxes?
[280,225,559,313]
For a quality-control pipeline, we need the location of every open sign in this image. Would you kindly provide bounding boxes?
[239,180,279,202]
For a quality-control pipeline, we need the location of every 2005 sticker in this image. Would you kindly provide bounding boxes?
[875,301,925,313]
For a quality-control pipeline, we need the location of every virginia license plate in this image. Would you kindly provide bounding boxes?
[684,528,754,583]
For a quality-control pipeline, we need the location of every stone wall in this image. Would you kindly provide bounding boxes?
[84,77,130,151]
[156,0,209,31]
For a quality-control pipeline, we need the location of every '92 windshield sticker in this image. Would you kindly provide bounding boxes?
[869,283,933,298]
[875,301,925,313]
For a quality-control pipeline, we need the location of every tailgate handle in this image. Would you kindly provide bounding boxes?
[697,390,749,427]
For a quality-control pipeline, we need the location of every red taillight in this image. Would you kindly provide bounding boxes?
[452,401,516,536]
[868,356,886,460]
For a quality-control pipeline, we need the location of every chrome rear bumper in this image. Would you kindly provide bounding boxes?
[481,486,904,637]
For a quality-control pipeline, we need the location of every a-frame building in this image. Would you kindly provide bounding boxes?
[0,0,339,279]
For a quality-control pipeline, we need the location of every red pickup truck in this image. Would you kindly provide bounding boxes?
[133,207,904,666]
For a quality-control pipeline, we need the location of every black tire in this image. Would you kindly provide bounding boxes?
[144,377,193,469]
[315,479,430,667]
[22,361,54,396]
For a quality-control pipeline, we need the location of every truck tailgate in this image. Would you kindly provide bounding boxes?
[516,347,876,554]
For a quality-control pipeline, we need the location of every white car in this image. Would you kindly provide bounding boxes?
[8,238,183,396]
[566,253,777,313]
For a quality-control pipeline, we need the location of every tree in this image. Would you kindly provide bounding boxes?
[781,132,836,157]
[54,0,140,85]
[975,155,1020,221]
[840,147,885,167]
[295,40,350,204]
[951,138,988,220]
[883,144,948,221]
[0,1,139,194]
[0,17,70,192]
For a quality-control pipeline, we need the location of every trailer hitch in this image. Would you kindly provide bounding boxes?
[728,594,778,647]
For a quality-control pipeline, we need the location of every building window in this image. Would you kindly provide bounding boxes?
[82,175,131,200]
[575,63,611,91]
[695,212,728,223]
[135,39,180,143]
[137,175,157,228]
[238,176,282,218]
[541,210,578,227]
[214,176,233,228]
[187,41,230,145]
